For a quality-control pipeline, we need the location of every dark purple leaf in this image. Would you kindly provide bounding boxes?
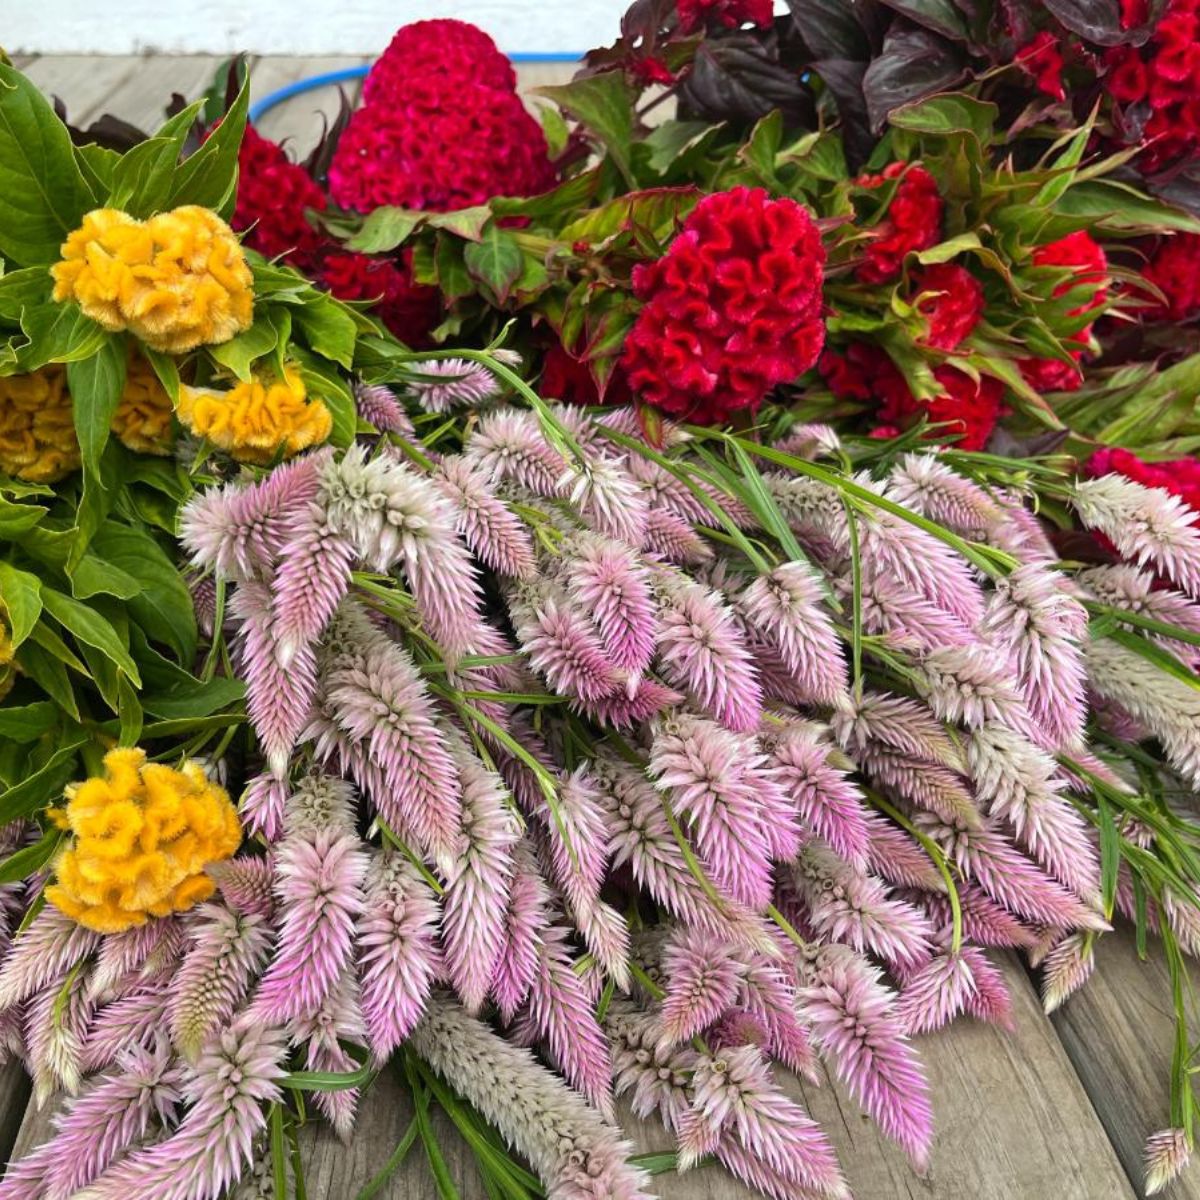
[786,0,880,58]
[304,87,354,184]
[679,34,814,127]
[808,58,876,168]
[879,0,968,39]
[861,23,968,133]
[1041,0,1139,45]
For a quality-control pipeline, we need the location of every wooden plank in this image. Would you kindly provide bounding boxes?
[250,56,367,159]
[23,56,141,125]
[1052,928,1200,1199]
[89,55,235,133]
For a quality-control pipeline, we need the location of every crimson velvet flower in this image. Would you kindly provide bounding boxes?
[362,19,517,106]
[1018,231,1108,394]
[321,251,439,346]
[676,0,774,32]
[228,126,328,271]
[1141,233,1200,320]
[540,341,633,406]
[621,187,826,423]
[1105,0,1200,171]
[1016,32,1067,101]
[329,77,555,213]
[822,344,1003,452]
[913,264,985,351]
[855,163,944,285]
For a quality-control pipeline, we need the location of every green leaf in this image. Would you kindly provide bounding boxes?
[462,226,524,306]
[889,92,998,146]
[107,113,195,217]
[166,77,249,215]
[41,588,141,687]
[118,674,143,747]
[15,640,79,720]
[293,351,356,448]
[69,551,142,601]
[643,120,724,175]
[0,561,42,647]
[75,143,120,196]
[208,316,279,382]
[0,61,98,265]
[0,827,64,885]
[0,266,52,321]
[536,73,636,185]
[424,206,492,242]
[90,523,197,664]
[560,186,701,247]
[270,1104,288,1200]
[142,346,180,403]
[915,232,983,264]
[68,335,127,478]
[133,626,244,718]
[346,207,425,254]
[0,734,85,824]
[1055,180,1200,234]
[1105,626,1200,689]
[0,701,57,742]
[16,301,106,371]
[294,295,357,370]
[0,495,46,539]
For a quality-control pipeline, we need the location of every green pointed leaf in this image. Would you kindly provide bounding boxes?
[294,295,357,370]
[68,335,127,478]
[209,316,279,381]
[537,73,636,184]
[0,827,64,884]
[0,734,85,824]
[0,266,52,322]
[166,78,249,215]
[0,701,57,742]
[0,561,42,648]
[345,207,425,254]
[15,640,80,720]
[462,226,524,306]
[41,588,141,686]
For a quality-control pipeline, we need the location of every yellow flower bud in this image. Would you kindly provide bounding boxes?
[0,366,81,483]
[177,364,333,464]
[46,747,242,934]
[51,205,254,354]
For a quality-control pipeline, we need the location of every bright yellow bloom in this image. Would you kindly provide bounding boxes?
[46,747,242,934]
[51,205,254,354]
[111,353,175,455]
[176,365,333,463]
[0,366,81,483]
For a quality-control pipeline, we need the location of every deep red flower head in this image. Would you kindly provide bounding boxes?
[913,264,985,351]
[1016,32,1067,101]
[228,125,328,271]
[540,341,633,406]
[822,343,1002,451]
[362,19,517,107]
[321,251,439,347]
[1087,446,1200,514]
[1140,233,1200,321]
[676,0,774,32]
[329,76,556,213]
[1018,231,1108,394]
[621,187,826,423]
[855,163,944,285]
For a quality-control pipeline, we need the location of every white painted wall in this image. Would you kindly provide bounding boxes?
[7,1,627,55]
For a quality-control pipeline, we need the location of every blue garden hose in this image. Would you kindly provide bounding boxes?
[249,54,583,122]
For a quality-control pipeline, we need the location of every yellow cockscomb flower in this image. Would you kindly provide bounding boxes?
[46,747,242,934]
[0,365,82,483]
[111,352,175,456]
[51,205,254,354]
[176,365,333,464]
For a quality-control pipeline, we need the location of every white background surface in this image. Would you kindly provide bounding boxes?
[7,1,629,55]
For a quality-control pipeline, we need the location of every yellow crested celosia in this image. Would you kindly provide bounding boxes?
[0,365,82,483]
[111,352,175,456]
[51,205,254,354]
[46,747,242,934]
[176,365,333,464]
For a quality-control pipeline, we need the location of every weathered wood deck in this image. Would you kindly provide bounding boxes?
[0,52,1190,1200]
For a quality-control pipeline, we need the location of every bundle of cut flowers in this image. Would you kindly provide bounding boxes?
[3,7,1200,1199]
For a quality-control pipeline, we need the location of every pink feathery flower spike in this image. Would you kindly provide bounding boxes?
[72,1019,287,1200]
[231,580,317,778]
[412,998,654,1200]
[253,828,367,1024]
[650,713,774,911]
[465,407,572,497]
[491,841,551,1023]
[565,532,657,678]
[799,946,933,1170]
[238,772,289,842]
[571,455,650,546]
[0,905,98,1013]
[894,948,979,1035]
[608,1001,696,1134]
[442,743,520,1014]
[527,923,616,1121]
[169,904,273,1061]
[831,689,964,770]
[292,971,367,1143]
[683,1044,849,1199]
[435,454,537,579]
[739,560,848,706]
[739,955,820,1080]
[1145,1128,1192,1196]
[1040,932,1096,1014]
[358,850,441,1061]
[654,568,763,732]
[915,885,1037,950]
[512,581,623,702]
[207,855,277,918]
[980,564,1088,750]
[916,644,1031,731]
[860,808,947,893]
[81,989,169,1074]
[87,918,182,1003]
[658,927,742,1047]
[854,564,977,652]
[643,507,714,566]
[767,723,870,869]
[793,845,934,969]
[37,1037,184,1200]
[404,356,505,412]
[571,677,684,730]
[887,453,1005,540]
[26,973,92,1106]
[960,946,1015,1031]
[354,381,415,436]
[776,423,841,460]
[1083,564,1200,667]
[1074,474,1200,599]
[857,743,981,830]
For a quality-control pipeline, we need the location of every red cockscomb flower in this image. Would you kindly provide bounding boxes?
[676,0,774,32]
[1141,233,1200,321]
[855,163,944,285]
[321,251,439,346]
[362,18,517,107]
[1016,32,1067,101]
[329,76,556,213]
[1018,231,1109,394]
[227,126,328,271]
[540,341,633,406]
[913,264,985,351]
[621,187,826,423]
